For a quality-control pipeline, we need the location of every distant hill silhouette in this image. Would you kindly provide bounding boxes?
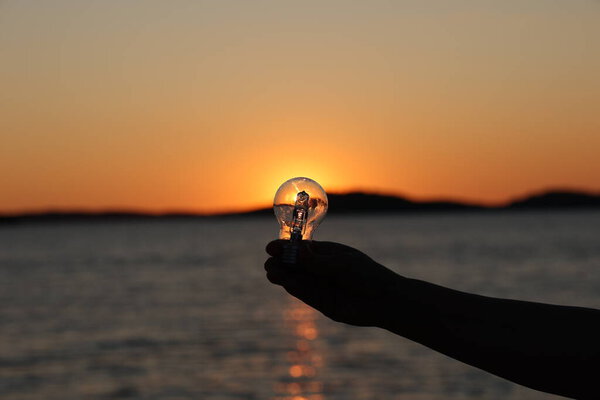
[1,189,599,224]
[241,190,600,216]
[507,190,600,209]
[326,192,481,213]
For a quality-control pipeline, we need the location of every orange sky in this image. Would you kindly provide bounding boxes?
[1,1,599,214]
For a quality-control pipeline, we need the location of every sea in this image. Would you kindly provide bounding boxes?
[1,211,599,400]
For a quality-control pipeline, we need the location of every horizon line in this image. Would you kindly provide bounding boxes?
[1,186,598,218]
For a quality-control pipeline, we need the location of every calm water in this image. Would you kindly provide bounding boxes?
[1,211,599,400]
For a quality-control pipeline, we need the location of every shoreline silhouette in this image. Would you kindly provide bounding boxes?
[1,189,599,225]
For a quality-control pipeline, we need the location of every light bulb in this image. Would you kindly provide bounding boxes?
[273,177,328,264]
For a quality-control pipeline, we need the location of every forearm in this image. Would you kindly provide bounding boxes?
[381,276,600,398]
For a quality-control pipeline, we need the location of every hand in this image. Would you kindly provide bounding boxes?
[264,240,402,327]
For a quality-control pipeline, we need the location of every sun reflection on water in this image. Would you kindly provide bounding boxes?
[272,298,325,400]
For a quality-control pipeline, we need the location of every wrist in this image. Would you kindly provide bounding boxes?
[377,276,438,337]
[373,274,411,330]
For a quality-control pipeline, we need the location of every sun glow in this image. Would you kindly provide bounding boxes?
[1,1,599,214]
[199,139,363,213]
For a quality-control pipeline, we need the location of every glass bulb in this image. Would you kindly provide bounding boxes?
[273,177,328,241]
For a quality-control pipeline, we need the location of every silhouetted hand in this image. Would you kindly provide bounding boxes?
[265,240,402,327]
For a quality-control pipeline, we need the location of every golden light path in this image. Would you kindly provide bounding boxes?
[272,298,325,400]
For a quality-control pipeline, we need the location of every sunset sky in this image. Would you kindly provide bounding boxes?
[1,1,599,214]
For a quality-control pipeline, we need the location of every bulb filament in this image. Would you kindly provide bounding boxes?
[290,191,310,242]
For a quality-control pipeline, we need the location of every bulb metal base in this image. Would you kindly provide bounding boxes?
[282,230,302,265]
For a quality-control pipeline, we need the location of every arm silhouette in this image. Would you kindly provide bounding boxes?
[264,240,600,399]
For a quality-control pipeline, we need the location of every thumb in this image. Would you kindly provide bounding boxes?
[304,240,356,256]
[298,241,355,276]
